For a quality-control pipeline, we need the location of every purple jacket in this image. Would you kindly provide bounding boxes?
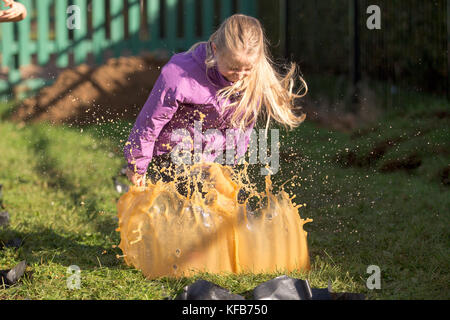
[124,43,255,175]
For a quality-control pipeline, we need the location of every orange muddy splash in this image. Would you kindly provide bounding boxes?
[117,163,312,279]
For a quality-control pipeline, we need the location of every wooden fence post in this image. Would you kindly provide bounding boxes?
[220,0,232,23]
[349,0,361,112]
[56,0,69,67]
[147,0,160,50]
[111,0,125,56]
[93,0,107,64]
[18,0,31,68]
[184,0,196,48]
[238,0,256,16]
[73,0,89,65]
[37,0,51,66]
[165,0,178,52]
[202,0,214,39]
[129,0,141,55]
[447,0,450,101]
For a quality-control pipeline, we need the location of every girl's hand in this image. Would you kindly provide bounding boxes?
[0,1,27,22]
[126,167,146,187]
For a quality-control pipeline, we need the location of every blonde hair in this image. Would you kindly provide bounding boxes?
[189,14,307,131]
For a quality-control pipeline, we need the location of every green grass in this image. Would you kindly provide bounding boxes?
[0,89,449,300]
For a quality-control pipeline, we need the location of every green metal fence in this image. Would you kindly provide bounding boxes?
[0,0,257,98]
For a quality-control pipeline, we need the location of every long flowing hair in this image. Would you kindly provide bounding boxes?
[188,14,307,132]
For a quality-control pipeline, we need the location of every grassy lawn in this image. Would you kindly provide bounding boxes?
[0,87,449,300]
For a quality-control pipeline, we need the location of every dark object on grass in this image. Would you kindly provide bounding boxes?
[113,177,129,194]
[0,211,9,227]
[253,275,314,300]
[120,165,128,176]
[440,165,450,186]
[1,238,24,250]
[253,276,365,300]
[0,184,5,209]
[175,280,245,300]
[7,238,24,249]
[0,261,27,288]
[253,275,332,300]
[174,276,365,300]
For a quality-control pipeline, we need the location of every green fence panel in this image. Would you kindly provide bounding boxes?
[56,0,69,67]
[0,0,257,97]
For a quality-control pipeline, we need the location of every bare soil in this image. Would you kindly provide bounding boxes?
[10,54,168,125]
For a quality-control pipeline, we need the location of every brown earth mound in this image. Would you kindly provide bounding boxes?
[11,54,168,125]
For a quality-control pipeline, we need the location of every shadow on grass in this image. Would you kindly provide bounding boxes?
[27,126,120,241]
[0,226,122,270]
[29,127,89,203]
[0,101,20,122]
[82,120,134,155]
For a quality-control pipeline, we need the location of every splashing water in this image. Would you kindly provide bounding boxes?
[116,162,312,279]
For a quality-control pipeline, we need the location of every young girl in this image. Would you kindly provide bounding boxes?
[125,14,307,188]
[0,0,27,22]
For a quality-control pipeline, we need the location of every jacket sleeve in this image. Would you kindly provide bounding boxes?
[124,70,180,175]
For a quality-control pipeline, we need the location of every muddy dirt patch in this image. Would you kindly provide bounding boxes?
[379,153,422,173]
[439,165,450,186]
[336,137,403,168]
[10,54,168,125]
